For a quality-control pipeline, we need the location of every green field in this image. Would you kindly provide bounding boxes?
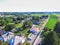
[46,15,58,30]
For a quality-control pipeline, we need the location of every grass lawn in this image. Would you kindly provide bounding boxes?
[15,28,30,37]
[46,15,58,30]
[15,23,23,28]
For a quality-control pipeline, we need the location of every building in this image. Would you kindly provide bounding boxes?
[2,32,14,42]
[0,30,6,36]
[30,27,39,34]
[0,27,6,36]
[8,35,25,45]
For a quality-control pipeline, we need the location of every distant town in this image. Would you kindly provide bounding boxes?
[0,12,60,45]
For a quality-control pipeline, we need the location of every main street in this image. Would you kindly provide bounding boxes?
[27,15,50,45]
[33,15,50,45]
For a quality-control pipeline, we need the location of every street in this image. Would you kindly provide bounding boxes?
[33,15,50,45]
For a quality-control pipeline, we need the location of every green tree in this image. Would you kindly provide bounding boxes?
[22,21,32,29]
[32,16,40,21]
[0,20,7,26]
[54,22,60,33]
[42,31,60,45]
[0,40,2,45]
[4,24,15,31]
[3,42,8,45]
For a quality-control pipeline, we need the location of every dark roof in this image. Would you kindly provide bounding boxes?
[33,21,40,25]
[0,30,6,35]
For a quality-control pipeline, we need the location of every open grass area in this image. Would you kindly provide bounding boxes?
[15,28,30,37]
[46,15,58,30]
[15,23,23,28]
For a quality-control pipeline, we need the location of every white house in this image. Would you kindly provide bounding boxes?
[8,35,25,45]
[14,36,25,45]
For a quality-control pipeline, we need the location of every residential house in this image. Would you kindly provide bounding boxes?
[8,35,25,45]
[2,32,14,42]
[0,27,6,36]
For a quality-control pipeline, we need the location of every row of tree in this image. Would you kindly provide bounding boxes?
[42,21,60,45]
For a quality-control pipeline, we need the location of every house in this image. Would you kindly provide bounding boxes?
[2,32,14,42]
[30,27,39,34]
[8,35,25,45]
[0,27,6,36]
[0,30,6,36]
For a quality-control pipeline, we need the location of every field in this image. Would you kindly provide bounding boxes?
[46,15,58,30]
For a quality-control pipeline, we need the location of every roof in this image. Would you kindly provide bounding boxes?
[8,36,25,45]
[30,27,39,31]
[33,21,40,25]
[0,37,4,41]
[8,38,15,45]
[2,32,14,42]
[0,30,6,35]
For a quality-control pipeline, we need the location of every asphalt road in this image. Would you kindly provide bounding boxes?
[33,16,50,45]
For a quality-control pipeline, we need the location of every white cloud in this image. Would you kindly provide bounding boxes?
[0,0,60,12]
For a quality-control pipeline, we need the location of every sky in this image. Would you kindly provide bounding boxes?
[0,0,60,12]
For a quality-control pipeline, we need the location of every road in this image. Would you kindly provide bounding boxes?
[33,16,50,45]
[27,15,50,45]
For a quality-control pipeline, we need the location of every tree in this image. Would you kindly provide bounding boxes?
[0,40,2,45]
[4,24,15,31]
[54,22,60,38]
[0,20,7,26]
[32,16,40,21]
[22,21,32,29]
[42,31,60,45]
[5,17,12,23]
[54,22,60,33]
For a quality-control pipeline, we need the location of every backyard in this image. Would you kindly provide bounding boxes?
[15,28,30,37]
